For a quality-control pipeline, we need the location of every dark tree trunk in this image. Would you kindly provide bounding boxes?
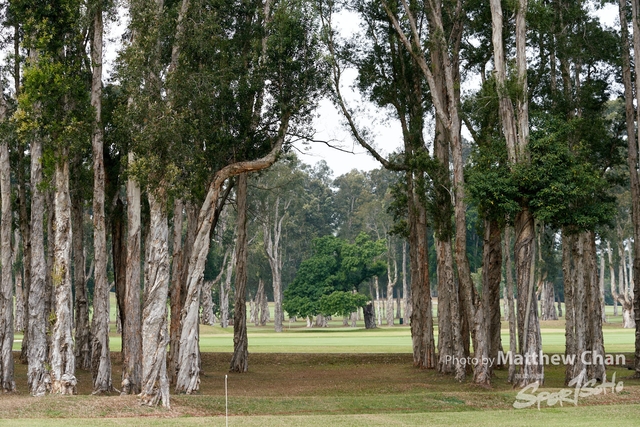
[363,303,376,329]
[72,189,90,371]
[504,227,518,383]
[122,152,142,394]
[619,0,640,377]
[17,138,31,365]
[484,220,503,368]
[112,196,126,359]
[230,173,249,373]
[515,208,543,386]
[407,172,435,369]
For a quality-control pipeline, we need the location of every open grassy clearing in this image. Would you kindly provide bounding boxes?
[5,300,640,425]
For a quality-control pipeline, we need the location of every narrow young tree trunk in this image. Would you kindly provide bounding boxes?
[139,190,171,407]
[386,248,397,327]
[255,279,265,326]
[396,286,401,319]
[230,173,249,373]
[608,241,618,317]
[49,155,77,395]
[0,119,15,392]
[263,199,285,332]
[585,233,605,382]
[402,241,410,321]
[112,197,126,347]
[121,152,142,394]
[13,231,25,333]
[89,6,113,394]
[27,133,48,396]
[504,227,518,383]
[599,250,607,323]
[72,192,90,370]
[375,277,381,326]
[220,248,235,328]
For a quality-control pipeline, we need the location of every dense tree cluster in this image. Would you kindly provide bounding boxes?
[2,0,640,407]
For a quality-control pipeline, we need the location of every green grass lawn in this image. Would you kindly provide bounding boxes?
[6,296,640,426]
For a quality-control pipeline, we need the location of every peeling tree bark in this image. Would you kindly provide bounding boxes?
[140,190,171,407]
[121,152,142,395]
[263,197,286,332]
[72,191,90,370]
[504,227,518,383]
[13,230,25,333]
[50,154,77,395]
[0,102,15,392]
[27,129,48,396]
[621,0,640,377]
[89,5,113,394]
[175,124,288,393]
[230,173,249,373]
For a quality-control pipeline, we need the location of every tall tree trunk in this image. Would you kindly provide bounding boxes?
[16,44,32,364]
[13,230,25,333]
[624,0,640,377]
[504,227,517,383]
[263,198,286,332]
[490,0,541,386]
[0,109,15,392]
[608,241,618,316]
[168,199,184,385]
[89,5,113,394]
[50,154,77,395]
[230,173,249,373]
[72,191,90,370]
[563,231,605,385]
[121,153,142,394]
[201,250,227,326]
[220,247,235,328]
[140,190,171,407]
[27,131,48,396]
[599,250,607,324]
[486,220,503,366]
[402,241,410,321]
[515,209,542,386]
[386,244,397,327]
[407,172,435,369]
[112,196,126,355]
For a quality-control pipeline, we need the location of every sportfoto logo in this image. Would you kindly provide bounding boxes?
[514,369,624,410]
[443,351,626,368]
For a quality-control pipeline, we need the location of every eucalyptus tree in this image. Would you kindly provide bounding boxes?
[0,78,14,393]
[320,0,438,369]
[16,0,93,395]
[619,0,640,377]
[250,154,307,332]
[150,0,326,393]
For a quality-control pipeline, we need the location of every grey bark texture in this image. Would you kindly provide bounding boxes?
[230,173,249,373]
[72,195,91,370]
[140,191,171,407]
[0,101,15,392]
[89,5,113,394]
[50,154,77,395]
[122,152,142,394]
[27,131,49,396]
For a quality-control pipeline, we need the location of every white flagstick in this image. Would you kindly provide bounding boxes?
[225,375,229,427]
